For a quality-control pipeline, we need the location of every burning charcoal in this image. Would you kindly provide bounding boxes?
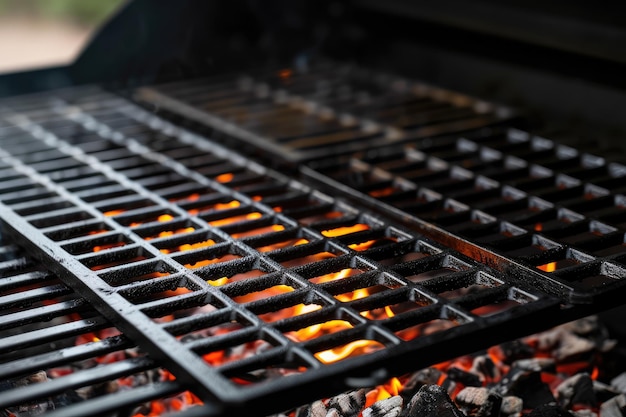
[593,380,620,403]
[456,386,490,409]
[494,369,556,409]
[498,341,534,363]
[612,373,626,394]
[533,328,595,362]
[570,410,597,417]
[326,389,366,417]
[556,373,596,409]
[500,396,523,417]
[309,400,328,417]
[362,395,402,417]
[400,368,442,402]
[472,355,501,382]
[524,404,572,417]
[447,366,482,387]
[441,379,458,396]
[600,394,626,417]
[456,387,502,417]
[561,316,616,352]
[75,380,119,400]
[52,389,84,408]
[4,371,55,417]
[511,358,556,373]
[400,385,464,417]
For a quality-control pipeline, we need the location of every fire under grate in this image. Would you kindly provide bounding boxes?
[0,85,581,416]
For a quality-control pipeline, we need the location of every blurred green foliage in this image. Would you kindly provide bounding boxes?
[0,0,126,25]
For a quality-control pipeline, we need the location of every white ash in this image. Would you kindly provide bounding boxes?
[500,396,523,417]
[556,373,596,409]
[326,389,366,417]
[362,395,402,417]
[600,394,626,417]
[455,386,490,409]
[571,410,597,417]
[511,358,556,373]
[611,372,626,394]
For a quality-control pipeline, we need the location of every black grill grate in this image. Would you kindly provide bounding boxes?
[303,128,626,304]
[0,86,565,416]
[136,62,514,163]
[0,235,199,417]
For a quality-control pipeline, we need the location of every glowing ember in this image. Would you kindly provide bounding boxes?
[209,211,262,227]
[103,209,125,217]
[278,68,293,79]
[215,173,234,183]
[538,262,557,272]
[321,224,370,237]
[158,214,175,222]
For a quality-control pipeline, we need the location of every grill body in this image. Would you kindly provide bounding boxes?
[0,2,625,416]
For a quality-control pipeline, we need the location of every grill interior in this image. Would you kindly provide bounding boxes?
[0,62,624,416]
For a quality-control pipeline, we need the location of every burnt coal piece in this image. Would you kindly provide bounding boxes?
[272,315,626,417]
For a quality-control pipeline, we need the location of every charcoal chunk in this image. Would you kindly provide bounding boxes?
[400,368,442,403]
[447,366,482,387]
[400,385,464,417]
[600,394,626,417]
[525,404,571,416]
[499,341,533,363]
[472,355,501,382]
[327,390,366,417]
[612,373,626,394]
[362,395,402,417]
[511,358,556,373]
[456,386,502,417]
[494,369,555,409]
[556,373,596,409]
[593,380,620,403]
[500,396,523,416]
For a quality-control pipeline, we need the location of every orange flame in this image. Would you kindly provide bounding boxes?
[315,340,384,364]
[215,173,234,183]
[103,209,125,217]
[322,224,369,237]
[538,262,557,272]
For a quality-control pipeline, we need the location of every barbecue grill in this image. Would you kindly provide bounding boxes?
[1,1,625,416]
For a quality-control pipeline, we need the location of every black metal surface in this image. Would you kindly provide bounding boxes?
[303,128,626,305]
[0,234,204,417]
[136,62,514,164]
[0,86,570,416]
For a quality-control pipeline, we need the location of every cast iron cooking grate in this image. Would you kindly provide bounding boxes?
[136,64,626,306]
[136,62,515,164]
[0,86,563,416]
[303,127,626,305]
[0,234,205,417]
